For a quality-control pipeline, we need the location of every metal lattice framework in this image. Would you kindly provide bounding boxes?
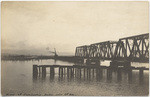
[75,45,90,57]
[89,41,117,59]
[75,33,149,62]
[114,33,149,62]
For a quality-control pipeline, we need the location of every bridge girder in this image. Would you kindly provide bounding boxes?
[114,33,149,62]
[75,33,149,63]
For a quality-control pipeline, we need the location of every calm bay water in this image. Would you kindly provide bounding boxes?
[1,59,149,96]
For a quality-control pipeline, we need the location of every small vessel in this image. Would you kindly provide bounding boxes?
[48,48,58,58]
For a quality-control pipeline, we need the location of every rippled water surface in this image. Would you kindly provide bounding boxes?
[1,59,149,96]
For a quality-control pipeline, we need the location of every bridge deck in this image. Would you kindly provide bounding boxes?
[36,64,149,70]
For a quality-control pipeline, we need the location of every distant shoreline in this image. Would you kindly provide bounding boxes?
[1,55,78,63]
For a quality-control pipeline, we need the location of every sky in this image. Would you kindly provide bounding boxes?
[1,1,149,56]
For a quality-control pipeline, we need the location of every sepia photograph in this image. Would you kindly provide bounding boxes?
[1,1,149,96]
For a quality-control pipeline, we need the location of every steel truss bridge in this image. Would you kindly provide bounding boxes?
[75,33,149,63]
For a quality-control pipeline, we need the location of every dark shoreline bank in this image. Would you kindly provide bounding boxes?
[1,55,79,63]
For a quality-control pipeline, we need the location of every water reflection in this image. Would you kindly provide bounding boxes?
[2,60,149,96]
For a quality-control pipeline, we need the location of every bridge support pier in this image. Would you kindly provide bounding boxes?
[86,59,100,66]
[72,68,75,78]
[38,67,41,74]
[79,68,82,79]
[99,68,103,79]
[50,66,55,79]
[64,68,66,76]
[58,67,63,78]
[76,58,84,63]
[70,67,74,78]
[84,68,86,78]
[86,59,90,65]
[42,66,46,78]
[139,69,144,83]
[92,68,95,77]
[33,65,38,79]
[39,67,42,77]
[117,68,122,81]
[89,68,91,79]
[67,67,69,78]
[107,68,112,80]
[110,61,131,68]
[61,67,63,78]
[128,69,132,82]
[75,68,77,77]
[96,68,99,80]
[96,68,103,80]
[87,68,89,79]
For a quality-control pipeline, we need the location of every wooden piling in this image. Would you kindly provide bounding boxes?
[84,68,86,78]
[39,67,41,77]
[38,67,40,74]
[128,69,132,82]
[117,68,122,81]
[42,66,46,78]
[61,67,63,78]
[79,68,81,79]
[99,68,103,79]
[50,66,55,79]
[32,64,148,82]
[107,68,112,80]
[33,65,38,79]
[139,69,144,81]
[75,68,77,77]
[92,68,95,77]
[59,67,61,77]
[96,68,99,80]
[72,68,74,78]
[89,68,91,79]
[67,67,69,78]
[64,68,66,75]
[70,68,73,78]
[87,68,89,79]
